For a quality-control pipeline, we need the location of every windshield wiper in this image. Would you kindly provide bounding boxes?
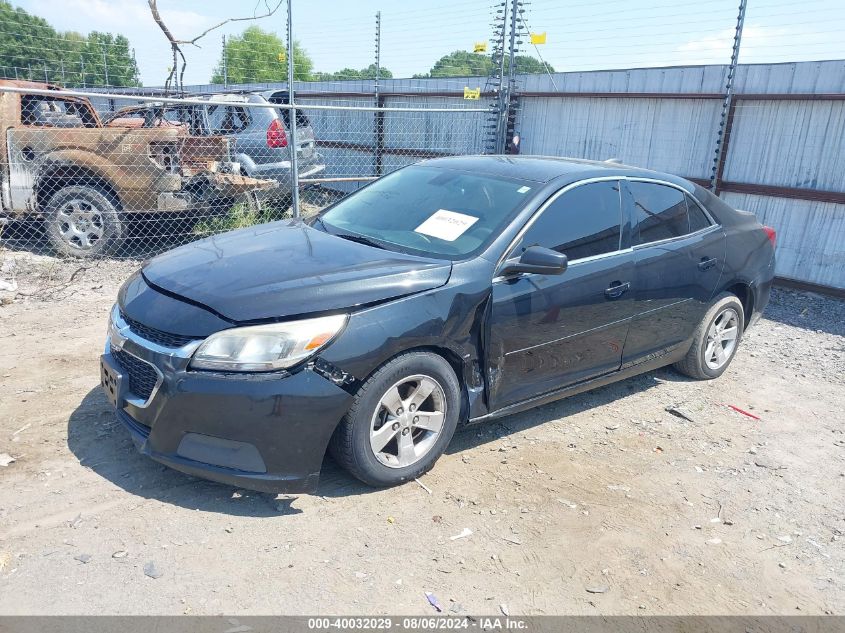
[311,216,329,232]
[333,232,388,250]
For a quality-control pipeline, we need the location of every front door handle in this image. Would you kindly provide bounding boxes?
[604,281,631,299]
[698,257,717,271]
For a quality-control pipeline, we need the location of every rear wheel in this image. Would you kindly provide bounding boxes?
[329,352,461,487]
[44,185,123,258]
[674,292,745,380]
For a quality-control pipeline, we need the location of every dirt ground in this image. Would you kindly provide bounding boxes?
[0,251,843,616]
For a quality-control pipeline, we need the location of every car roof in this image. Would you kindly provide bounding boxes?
[419,155,695,189]
[194,92,268,104]
[0,79,62,90]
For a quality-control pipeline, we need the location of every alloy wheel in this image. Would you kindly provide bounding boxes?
[369,374,447,468]
[704,307,739,370]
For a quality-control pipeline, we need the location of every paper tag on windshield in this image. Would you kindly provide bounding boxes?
[414,210,479,242]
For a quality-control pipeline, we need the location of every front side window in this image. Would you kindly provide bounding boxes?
[20,95,98,128]
[317,166,534,260]
[512,181,623,261]
[630,182,690,244]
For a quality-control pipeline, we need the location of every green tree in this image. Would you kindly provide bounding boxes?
[359,63,392,79]
[417,50,553,78]
[211,26,313,84]
[510,54,552,74]
[427,50,494,77]
[0,1,139,86]
[311,63,393,82]
[80,32,140,87]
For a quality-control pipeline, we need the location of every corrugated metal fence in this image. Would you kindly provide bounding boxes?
[513,61,845,290]
[92,60,845,290]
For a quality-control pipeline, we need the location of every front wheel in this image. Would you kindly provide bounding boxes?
[329,352,461,487]
[674,292,745,380]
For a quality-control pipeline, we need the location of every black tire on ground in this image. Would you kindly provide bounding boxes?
[329,351,461,487]
[673,292,745,380]
[44,185,123,258]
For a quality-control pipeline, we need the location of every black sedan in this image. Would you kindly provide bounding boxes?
[101,156,776,492]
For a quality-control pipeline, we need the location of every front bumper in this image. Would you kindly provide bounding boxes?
[100,312,353,493]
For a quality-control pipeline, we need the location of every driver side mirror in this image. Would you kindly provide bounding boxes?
[499,245,568,277]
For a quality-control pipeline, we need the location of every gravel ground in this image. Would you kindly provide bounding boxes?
[0,252,843,615]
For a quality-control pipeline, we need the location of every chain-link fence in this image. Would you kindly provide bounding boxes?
[1,0,844,290]
[0,84,491,260]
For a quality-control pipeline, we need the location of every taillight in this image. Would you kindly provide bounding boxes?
[266,119,288,148]
[762,225,776,248]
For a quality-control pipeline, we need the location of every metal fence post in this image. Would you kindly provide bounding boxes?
[374,95,385,177]
[103,47,109,86]
[710,0,747,192]
[222,34,228,87]
[373,11,383,176]
[287,0,300,218]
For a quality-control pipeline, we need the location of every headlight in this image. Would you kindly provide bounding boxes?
[190,314,347,372]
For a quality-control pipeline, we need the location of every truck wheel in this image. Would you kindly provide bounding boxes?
[329,352,461,487]
[44,185,123,258]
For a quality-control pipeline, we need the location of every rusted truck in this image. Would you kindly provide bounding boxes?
[0,81,275,257]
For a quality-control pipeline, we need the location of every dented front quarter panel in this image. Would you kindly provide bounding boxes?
[318,257,497,421]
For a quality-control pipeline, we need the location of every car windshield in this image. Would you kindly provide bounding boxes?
[316,165,534,260]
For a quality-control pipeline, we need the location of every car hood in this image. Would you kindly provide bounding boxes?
[141,220,453,322]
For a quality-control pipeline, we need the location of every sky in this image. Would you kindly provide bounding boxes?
[10,0,845,87]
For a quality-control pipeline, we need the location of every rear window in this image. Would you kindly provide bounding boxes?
[206,105,252,134]
[108,105,185,128]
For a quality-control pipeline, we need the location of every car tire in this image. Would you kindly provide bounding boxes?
[674,292,745,380]
[44,185,123,258]
[329,351,461,487]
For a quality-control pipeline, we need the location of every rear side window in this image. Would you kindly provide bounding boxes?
[630,182,688,244]
[281,109,311,130]
[514,181,622,261]
[686,194,712,232]
[268,92,311,128]
[206,105,251,134]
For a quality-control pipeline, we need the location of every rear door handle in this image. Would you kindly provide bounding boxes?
[604,281,631,299]
[698,257,717,271]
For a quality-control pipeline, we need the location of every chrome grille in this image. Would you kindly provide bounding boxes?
[111,348,158,402]
[120,311,197,348]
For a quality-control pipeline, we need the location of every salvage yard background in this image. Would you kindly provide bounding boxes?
[23,59,845,292]
[1,0,844,616]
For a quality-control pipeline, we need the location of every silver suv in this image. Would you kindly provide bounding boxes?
[199,91,324,190]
